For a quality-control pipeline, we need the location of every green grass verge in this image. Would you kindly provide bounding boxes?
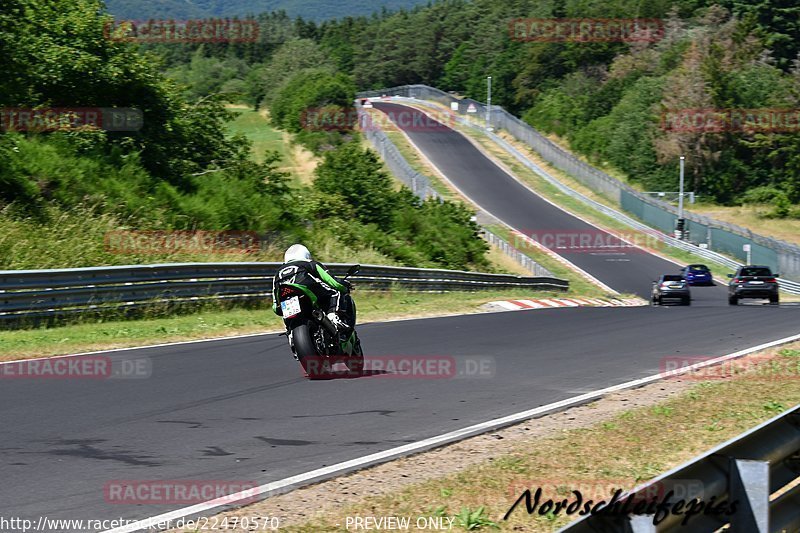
[228,106,288,163]
[0,287,569,361]
[384,131,457,201]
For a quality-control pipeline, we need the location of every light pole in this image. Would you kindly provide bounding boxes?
[676,156,686,239]
[486,76,492,131]
[678,156,685,219]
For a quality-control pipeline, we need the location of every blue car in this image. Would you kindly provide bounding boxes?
[680,264,714,286]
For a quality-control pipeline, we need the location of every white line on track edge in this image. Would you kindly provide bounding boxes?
[102,331,800,533]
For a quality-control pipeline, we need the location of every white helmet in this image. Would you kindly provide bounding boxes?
[284,244,312,263]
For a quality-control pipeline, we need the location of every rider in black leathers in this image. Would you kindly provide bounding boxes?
[271,244,356,334]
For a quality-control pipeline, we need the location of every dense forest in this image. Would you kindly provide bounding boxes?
[1,0,799,271]
[0,0,488,270]
[105,0,430,22]
[152,0,799,215]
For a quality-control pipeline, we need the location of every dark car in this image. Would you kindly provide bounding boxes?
[680,264,714,286]
[727,265,780,305]
[652,274,691,305]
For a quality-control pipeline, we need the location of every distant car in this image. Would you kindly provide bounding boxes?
[680,264,714,286]
[727,265,779,305]
[652,274,691,305]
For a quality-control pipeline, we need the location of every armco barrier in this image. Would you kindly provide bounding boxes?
[557,404,800,532]
[358,86,800,282]
[0,263,568,322]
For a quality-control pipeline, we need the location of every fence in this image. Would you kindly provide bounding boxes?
[359,119,440,200]
[0,263,568,323]
[559,404,800,532]
[357,86,800,282]
[481,229,554,277]
[464,119,800,294]
[356,102,555,278]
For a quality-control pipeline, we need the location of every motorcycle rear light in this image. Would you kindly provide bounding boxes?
[280,286,297,298]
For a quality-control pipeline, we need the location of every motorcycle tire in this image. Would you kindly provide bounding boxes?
[292,323,329,379]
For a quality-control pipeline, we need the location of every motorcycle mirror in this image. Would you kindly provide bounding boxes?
[345,264,361,277]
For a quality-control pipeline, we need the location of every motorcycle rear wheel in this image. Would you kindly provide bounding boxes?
[292,323,330,379]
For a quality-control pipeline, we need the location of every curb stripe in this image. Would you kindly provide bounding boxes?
[486,297,646,311]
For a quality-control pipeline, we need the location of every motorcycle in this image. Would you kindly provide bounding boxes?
[276,264,364,378]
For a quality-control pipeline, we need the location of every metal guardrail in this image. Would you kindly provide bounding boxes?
[359,115,441,201]
[368,94,800,296]
[558,404,800,532]
[481,229,554,277]
[0,263,568,322]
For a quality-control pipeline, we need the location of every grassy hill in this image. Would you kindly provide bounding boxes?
[104,0,431,21]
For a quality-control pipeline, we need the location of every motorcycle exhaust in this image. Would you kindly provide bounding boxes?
[313,309,338,337]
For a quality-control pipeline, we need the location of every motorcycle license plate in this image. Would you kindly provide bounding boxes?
[281,296,301,317]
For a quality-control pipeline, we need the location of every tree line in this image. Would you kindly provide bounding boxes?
[156,0,799,216]
[0,0,489,270]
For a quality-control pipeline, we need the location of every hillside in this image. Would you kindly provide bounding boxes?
[104,0,431,22]
[105,0,800,219]
[0,0,491,272]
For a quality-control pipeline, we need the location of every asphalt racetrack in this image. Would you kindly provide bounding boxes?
[373,101,727,301]
[2,305,799,526]
[3,101,799,530]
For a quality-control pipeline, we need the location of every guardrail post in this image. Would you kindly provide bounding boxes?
[729,458,769,533]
